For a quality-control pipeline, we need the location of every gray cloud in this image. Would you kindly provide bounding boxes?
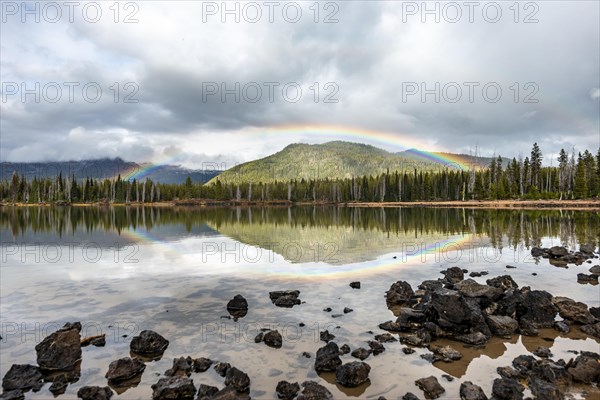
[1,1,598,166]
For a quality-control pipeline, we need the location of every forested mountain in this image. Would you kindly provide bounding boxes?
[209,141,492,185]
[0,158,220,184]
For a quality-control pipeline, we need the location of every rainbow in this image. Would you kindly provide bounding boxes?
[111,125,480,181]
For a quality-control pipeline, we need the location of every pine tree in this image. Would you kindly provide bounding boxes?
[530,143,542,190]
[574,158,588,199]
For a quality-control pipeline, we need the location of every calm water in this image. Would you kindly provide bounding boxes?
[1,206,599,399]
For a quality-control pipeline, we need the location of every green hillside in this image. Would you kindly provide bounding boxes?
[208,141,490,185]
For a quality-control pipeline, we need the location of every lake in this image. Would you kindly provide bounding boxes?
[1,206,599,399]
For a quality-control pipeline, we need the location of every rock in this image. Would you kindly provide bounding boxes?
[505,265,517,269]
[455,279,503,300]
[224,367,250,392]
[263,330,283,348]
[567,353,600,384]
[130,330,169,357]
[486,275,518,291]
[441,266,464,284]
[580,244,596,254]
[402,393,420,400]
[577,273,599,284]
[210,386,242,399]
[548,246,569,258]
[323,307,332,312]
[214,362,231,377]
[48,375,69,396]
[402,347,415,354]
[276,381,300,399]
[431,345,462,361]
[165,356,193,377]
[193,357,213,373]
[81,334,106,347]
[512,355,535,374]
[517,290,557,329]
[386,281,415,306]
[532,346,552,358]
[331,314,343,318]
[77,386,113,400]
[429,288,489,340]
[441,374,453,382]
[335,361,370,387]
[0,390,24,400]
[374,333,397,343]
[415,376,445,399]
[339,344,351,354]
[105,357,146,383]
[35,322,81,371]
[368,340,386,355]
[552,296,596,324]
[590,307,600,319]
[589,265,600,274]
[343,307,353,314]
[269,290,301,307]
[531,247,547,257]
[349,282,361,289]
[226,294,248,319]
[319,330,335,343]
[531,359,571,387]
[197,384,219,399]
[497,366,522,379]
[459,381,488,400]
[491,378,524,400]
[151,376,196,400]
[297,381,333,400]
[530,378,561,400]
[469,271,488,278]
[554,321,570,334]
[351,347,371,360]
[314,342,342,372]
[419,280,443,292]
[486,315,518,336]
[1,364,44,392]
[580,322,600,338]
[302,352,311,358]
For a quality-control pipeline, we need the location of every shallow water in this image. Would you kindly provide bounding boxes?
[1,206,599,399]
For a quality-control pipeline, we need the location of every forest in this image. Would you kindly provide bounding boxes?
[1,144,599,203]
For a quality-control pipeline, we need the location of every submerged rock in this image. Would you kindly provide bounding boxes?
[319,330,335,343]
[269,290,301,307]
[130,330,169,357]
[314,342,342,372]
[580,322,600,338]
[151,376,196,400]
[415,376,445,399]
[77,386,113,400]
[459,381,488,400]
[1,364,44,392]
[105,357,146,383]
[351,347,371,360]
[35,322,82,371]
[335,361,370,387]
[297,381,333,400]
[374,333,397,343]
[368,340,386,355]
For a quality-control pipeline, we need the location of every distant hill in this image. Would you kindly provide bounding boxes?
[209,141,495,185]
[0,158,221,184]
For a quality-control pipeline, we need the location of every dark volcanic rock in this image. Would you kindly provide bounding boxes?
[165,356,193,377]
[197,384,219,399]
[530,378,561,400]
[315,342,342,372]
[517,290,557,329]
[319,330,335,343]
[374,333,397,343]
[339,344,351,355]
[263,330,283,348]
[577,273,599,284]
[351,347,371,360]
[77,386,113,400]
[415,376,445,399]
[276,381,299,400]
[130,330,169,357]
[401,393,420,400]
[105,357,146,383]
[210,386,243,399]
[213,362,231,377]
[459,381,488,400]
[349,282,361,289]
[431,345,462,361]
[441,266,464,284]
[226,294,248,319]
[269,290,301,307]
[580,322,600,338]
[386,281,415,306]
[567,353,600,384]
[151,376,196,400]
[297,381,333,400]
[486,315,518,336]
[532,346,552,358]
[192,357,213,373]
[1,364,44,392]
[343,307,353,314]
[402,347,415,354]
[486,275,518,291]
[548,246,569,258]
[0,390,25,400]
[368,340,386,355]
[455,279,502,300]
[35,322,82,371]
[225,367,250,392]
[580,244,596,254]
[512,355,536,374]
[552,296,596,324]
[491,377,524,400]
[335,361,370,387]
[591,307,600,319]
[531,359,571,387]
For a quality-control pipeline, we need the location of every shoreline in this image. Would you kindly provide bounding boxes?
[1,199,599,210]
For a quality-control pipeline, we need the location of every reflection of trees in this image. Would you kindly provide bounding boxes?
[1,207,598,252]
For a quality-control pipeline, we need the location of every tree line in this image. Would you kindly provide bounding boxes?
[1,144,599,203]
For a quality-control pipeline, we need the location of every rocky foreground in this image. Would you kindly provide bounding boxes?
[2,246,599,399]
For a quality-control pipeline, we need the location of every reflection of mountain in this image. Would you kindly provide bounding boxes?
[210,219,485,265]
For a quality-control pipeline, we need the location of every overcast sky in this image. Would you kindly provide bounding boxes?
[1,1,599,168]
